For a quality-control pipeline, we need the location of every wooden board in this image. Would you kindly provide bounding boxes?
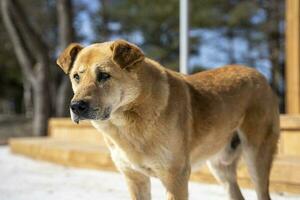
[286,0,300,113]
[8,115,300,194]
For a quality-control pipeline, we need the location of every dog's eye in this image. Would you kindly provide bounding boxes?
[97,72,111,82]
[73,73,80,82]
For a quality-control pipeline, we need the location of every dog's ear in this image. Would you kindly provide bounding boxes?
[110,39,145,69]
[56,43,83,74]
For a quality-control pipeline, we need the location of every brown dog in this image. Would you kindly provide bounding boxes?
[57,40,279,200]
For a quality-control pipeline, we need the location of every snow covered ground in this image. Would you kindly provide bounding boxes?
[0,146,299,200]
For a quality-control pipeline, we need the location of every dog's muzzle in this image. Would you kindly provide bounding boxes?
[70,100,112,124]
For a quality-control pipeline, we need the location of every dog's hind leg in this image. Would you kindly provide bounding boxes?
[239,108,280,200]
[207,132,244,200]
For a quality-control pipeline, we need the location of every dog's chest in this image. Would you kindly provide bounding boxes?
[110,146,157,176]
[91,120,166,176]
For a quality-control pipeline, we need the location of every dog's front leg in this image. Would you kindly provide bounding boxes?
[121,168,151,200]
[159,165,191,200]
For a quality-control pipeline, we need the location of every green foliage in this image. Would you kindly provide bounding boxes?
[0,0,286,114]
[93,0,180,70]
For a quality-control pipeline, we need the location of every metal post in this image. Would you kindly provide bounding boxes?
[180,0,189,74]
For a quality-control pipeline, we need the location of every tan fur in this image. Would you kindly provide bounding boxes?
[57,40,280,200]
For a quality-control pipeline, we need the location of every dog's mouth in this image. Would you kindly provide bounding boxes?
[70,106,112,124]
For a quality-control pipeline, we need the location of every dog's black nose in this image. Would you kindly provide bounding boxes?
[70,100,89,115]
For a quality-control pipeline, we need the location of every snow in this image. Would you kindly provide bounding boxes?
[0,146,299,200]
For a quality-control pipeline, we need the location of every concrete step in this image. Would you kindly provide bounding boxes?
[10,137,114,170]
[192,156,300,194]
[9,137,300,194]
[48,118,105,145]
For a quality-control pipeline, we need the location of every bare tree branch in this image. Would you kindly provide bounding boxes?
[57,0,74,48]
[56,0,75,116]
[9,0,48,63]
[2,0,51,136]
[1,0,36,84]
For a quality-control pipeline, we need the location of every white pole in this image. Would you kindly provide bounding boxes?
[180,0,189,74]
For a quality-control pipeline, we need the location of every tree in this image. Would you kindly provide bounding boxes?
[1,0,76,135]
[1,0,50,136]
[263,0,285,109]
[56,0,75,117]
[1,0,286,120]
[93,0,181,70]
[0,19,24,114]
[190,0,285,110]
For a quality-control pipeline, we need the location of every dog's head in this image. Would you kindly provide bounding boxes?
[56,40,145,123]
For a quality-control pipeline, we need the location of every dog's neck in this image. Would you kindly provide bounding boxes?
[111,58,171,126]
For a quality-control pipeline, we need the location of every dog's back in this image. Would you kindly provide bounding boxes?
[185,65,277,138]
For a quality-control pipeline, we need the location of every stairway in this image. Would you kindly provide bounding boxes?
[9,117,300,194]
